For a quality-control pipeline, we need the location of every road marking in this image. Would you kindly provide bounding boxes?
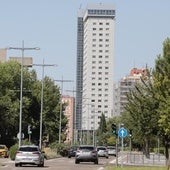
[98,167,104,170]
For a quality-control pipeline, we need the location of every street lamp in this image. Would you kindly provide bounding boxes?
[33,60,57,149]
[7,41,40,147]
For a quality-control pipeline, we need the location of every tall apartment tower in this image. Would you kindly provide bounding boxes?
[113,68,147,116]
[76,4,115,132]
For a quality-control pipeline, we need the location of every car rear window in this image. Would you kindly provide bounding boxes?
[97,147,106,151]
[19,147,38,152]
[71,146,78,150]
[79,146,94,150]
[0,146,5,149]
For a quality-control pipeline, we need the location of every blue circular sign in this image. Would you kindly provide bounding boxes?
[118,128,127,138]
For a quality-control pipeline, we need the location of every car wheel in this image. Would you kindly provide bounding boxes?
[68,155,71,158]
[15,164,19,167]
[106,156,109,159]
[75,160,79,164]
[94,159,98,164]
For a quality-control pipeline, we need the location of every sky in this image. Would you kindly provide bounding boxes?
[0,0,170,93]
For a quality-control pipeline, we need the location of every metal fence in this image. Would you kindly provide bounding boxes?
[126,152,166,166]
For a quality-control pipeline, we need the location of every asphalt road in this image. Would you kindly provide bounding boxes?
[0,156,116,170]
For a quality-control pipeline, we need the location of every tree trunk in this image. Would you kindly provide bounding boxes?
[164,136,169,166]
[144,137,150,158]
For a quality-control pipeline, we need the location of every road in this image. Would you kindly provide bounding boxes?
[0,156,116,170]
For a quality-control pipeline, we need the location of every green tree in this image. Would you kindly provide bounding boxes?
[123,69,159,157]
[153,38,170,162]
[0,61,68,147]
[96,113,107,145]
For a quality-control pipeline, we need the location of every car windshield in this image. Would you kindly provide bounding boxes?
[19,147,38,152]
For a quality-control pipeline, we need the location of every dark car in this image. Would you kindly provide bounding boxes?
[68,146,78,158]
[75,145,98,164]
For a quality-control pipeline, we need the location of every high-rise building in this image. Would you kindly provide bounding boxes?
[0,48,7,63]
[113,68,147,116]
[62,95,74,143]
[76,4,115,132]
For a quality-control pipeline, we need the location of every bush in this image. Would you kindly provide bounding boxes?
[49,142,69,157]
[9,143,18,160]
[9,139,33,160]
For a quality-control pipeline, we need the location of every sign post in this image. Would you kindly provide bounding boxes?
[118,128,127,167]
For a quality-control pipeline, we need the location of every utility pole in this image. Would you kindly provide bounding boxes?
[54,77,73,144]
[7,41,40,147]
[33,60,57,149]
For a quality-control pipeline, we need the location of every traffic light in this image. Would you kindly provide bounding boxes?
[111,123,117,135]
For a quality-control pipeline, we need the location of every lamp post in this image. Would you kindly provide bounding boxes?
[7,41,40,147]
[54,77,73,144]
[33,60,57,149]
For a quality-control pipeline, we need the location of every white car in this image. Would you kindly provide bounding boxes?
[15,145,44,167]
[97,146,109,158]
[107,146,116,156]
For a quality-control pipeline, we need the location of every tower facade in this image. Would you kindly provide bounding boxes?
[76,4,115,132]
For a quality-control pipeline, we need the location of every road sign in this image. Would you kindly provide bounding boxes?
[17,132,24,139]
[118,128,127,138]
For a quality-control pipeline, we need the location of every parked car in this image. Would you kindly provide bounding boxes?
[0,145,8,158]
[68,146,78,158]
[75,145,98,164]
[15,145,44,167]
[97,146,109,158]
[107,146,116,156]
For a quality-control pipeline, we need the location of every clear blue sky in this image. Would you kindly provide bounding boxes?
[0,0,170,92]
